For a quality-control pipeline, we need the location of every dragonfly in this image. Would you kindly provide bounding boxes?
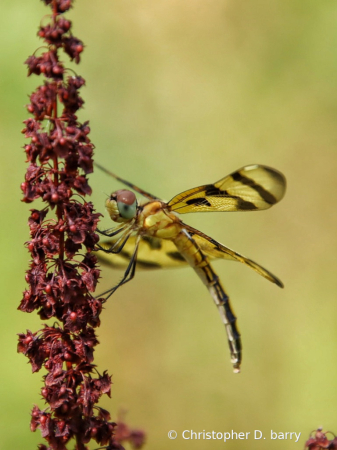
[95,162,286,373]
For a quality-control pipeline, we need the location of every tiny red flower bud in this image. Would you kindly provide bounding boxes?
[44,360,52,370]
[52,65,62,74]
[42,238,49,246]
[40,415,47,425]
[24,336,33,344]
[69,224,76,233]
[59,386,67,395]
[28,242,34,252]
[69,312,77,321]
[59,0,71,11]
[64,352,72,361]
[45,284,52,294]
[90,427,97,437]
[51,193,59,203]
[41,388,48,398]
[32,409,40,419]
[61,404,68,413]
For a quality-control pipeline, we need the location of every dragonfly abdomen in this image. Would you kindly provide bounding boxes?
[209,281,241,373]
[174,229,242,373]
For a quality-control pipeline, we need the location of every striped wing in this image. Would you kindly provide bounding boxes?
[167,165,286,214]
[98,229,283,288]
[97,235,188,269]
[185,224,283,288]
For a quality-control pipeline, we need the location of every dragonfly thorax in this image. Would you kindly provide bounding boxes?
[106,189,138,222]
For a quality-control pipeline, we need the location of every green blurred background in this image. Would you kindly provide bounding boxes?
[1,0,337,448]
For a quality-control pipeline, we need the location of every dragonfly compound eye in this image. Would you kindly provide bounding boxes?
[106,189,137,222]
[116,189,137,220]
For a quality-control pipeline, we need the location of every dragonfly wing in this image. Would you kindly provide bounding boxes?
[98,226,283,287]
[184,224,284,288]
[167,165,286,214]
[97,235,188,270]
[95,162,159,200]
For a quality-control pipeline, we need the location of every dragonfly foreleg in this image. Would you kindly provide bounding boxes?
[97,224,128,237]
[97,235,140,301]
[97,226,134,254]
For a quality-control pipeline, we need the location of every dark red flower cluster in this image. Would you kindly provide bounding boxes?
[305,428,337,450]
[18,1,145,449]
[114,421,146,449]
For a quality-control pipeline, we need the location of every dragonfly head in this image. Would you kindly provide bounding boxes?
[105,189,138,223]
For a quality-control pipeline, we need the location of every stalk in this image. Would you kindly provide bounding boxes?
[18,1,145,449]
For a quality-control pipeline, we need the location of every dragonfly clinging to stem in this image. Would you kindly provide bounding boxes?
[95,162,286,373]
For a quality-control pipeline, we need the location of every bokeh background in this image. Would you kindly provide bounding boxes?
[1,0,337,449]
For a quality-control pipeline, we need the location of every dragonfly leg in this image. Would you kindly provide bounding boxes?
[97,225,127,237]
[97,228,133,254]
[96,235,140,300]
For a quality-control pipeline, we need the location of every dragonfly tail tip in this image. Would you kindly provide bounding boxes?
[232,365,241,374]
